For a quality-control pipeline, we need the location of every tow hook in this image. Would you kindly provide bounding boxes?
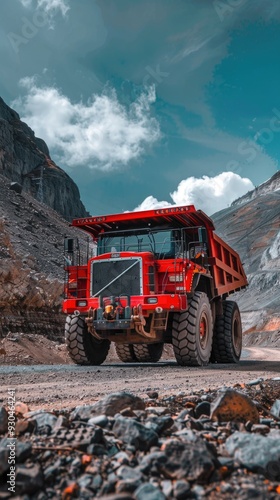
[132,304,153,337]
[85,307,102,340]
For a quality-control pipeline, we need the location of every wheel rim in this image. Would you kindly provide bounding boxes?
[199,312,209,349]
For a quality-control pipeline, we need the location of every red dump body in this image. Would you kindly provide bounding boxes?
[63,205,247,318]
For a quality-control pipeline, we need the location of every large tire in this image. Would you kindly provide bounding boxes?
[133,343,163,362]
[65,315,110,365]
[115,343,137,363]
[172,292,213,366]
[211,301,242,363]
[210,314,224,363]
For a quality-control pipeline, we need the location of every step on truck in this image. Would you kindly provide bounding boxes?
[63,205,248,366]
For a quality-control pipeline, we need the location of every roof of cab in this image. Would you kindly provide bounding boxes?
[72,205,215,238]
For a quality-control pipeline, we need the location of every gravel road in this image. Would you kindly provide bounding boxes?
[0,347,279,411]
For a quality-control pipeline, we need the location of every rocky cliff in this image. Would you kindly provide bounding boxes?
[0,96,91,338]
[0,174,90,339]
[213,179,280,346]
[0,97,87,221]
[232,170,280,205]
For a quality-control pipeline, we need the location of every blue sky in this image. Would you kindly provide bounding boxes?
[1,0,280,216]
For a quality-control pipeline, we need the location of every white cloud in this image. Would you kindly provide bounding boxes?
[170,172,254,214]
[134,196,171,212]
[12,77,160,170]
[134,172,254,216]
[19,0,69,16]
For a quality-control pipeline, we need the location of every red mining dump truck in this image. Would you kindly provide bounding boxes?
[63,205,248,366]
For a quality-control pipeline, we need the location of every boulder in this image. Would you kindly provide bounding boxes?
[211,389,259,424]
[70,392,145,421]
[113,416,158,451]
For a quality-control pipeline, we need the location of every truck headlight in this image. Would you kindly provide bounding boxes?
[77,300,87,307]
[147,297,158,304]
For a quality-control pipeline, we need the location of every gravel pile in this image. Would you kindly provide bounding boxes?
[0,379,279,499]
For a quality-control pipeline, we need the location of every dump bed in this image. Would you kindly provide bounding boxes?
[208,232,248,296]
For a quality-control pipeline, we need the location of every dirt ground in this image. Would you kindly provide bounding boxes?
[1,328,279,366]
[0,332,279,412]
[0,332,175,365]
[0,332,70,365]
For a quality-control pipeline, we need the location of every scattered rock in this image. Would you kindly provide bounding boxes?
[146,391,159,399]
[15,401,29,416]
[27,411,58,434]
[211,389,259,424]
[113,416,158,451]
[225,431,280,476]
[88,415,109,428]
[116,465,143,492]
[98,495,135,500]
[270,400,280,419]
[70,392,145,421]
[145,415,174,435]
[160,438,216,482]
[0,437,32,467]
[247,378,263,386]
[0,381,278,498]
[15,464,44,494]
[134,482,166,500]
[146,407,169,416]
[173,479,191,499]
[194,401,211,418]
[15,419,34,436]
[251,424,270,435]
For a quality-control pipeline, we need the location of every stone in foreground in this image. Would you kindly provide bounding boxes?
[113,416,158,451]
[211,389,259,423]
[225,430,280,477]
[70,392,145,421]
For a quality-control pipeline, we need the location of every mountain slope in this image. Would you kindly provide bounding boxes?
[0,174,89,339]
[0,97,87,221]
[212,180,280,346]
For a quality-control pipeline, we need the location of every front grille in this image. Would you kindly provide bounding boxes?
[91,258,141,298]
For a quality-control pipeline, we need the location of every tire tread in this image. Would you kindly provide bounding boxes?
[211,301,242,364]
[172,292,213,366]
[133,343,163,362]
[65,315,110,365]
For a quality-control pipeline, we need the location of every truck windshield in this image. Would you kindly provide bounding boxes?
[97,230,175,258]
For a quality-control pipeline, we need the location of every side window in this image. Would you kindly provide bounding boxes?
[154,231,173,258]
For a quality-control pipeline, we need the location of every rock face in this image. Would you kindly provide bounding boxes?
[232,170,280,206]
[212,177,280,344]
[0,174,89,338]
[0,96,87,221]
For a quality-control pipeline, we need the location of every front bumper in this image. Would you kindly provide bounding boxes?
[63,294,187,316]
